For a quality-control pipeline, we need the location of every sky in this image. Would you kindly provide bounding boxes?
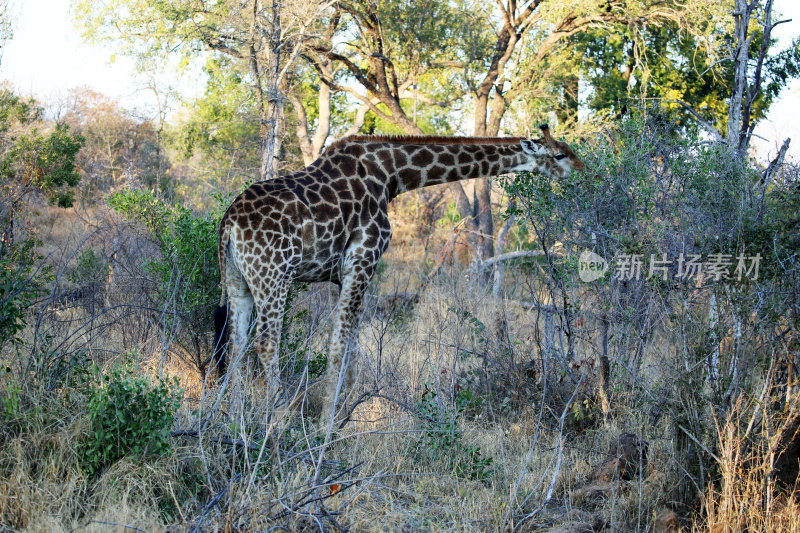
[0,0,202,118]
[1,1,145,105]
[0,0,798,162]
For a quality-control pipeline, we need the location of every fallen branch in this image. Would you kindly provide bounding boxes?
[470,250,547,273]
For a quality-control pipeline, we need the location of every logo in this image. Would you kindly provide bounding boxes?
[579,250,608,282]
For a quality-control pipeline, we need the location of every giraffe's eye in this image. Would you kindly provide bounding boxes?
[554,154,567,160]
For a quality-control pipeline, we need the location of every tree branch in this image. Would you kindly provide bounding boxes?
[471,249,547,273]
[672,99,724,142]
[758,137,791,219]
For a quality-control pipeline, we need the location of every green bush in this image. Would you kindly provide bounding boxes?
[0,240,48,348]
[109,189,224,372]
[108,188,222,317]
[68,248,108,285]
[414,385,494,481]
[80,363,182,477]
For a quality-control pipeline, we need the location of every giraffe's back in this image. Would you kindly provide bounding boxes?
[220,162,390,284]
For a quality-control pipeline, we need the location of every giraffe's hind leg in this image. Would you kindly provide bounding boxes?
[322,259,374,425]
[250,263,296,401]
[217,257,255,415]
[226,261,255,378]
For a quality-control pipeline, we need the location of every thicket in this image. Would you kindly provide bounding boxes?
[108,189,225,375]
[499,108,800,518]
[0,87,798,528]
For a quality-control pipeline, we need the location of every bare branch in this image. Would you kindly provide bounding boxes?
[471,250,547,273]
[671,99,724,142]
[758,137,791,218]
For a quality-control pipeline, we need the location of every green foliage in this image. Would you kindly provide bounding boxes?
[570,23,727,129]
[763,38,800,102]
[80,363,182,477]
[0,89,81,350]
[449,306,488,349]
[0,90,38,131]
[569,16,800,132]
[378,0,461,69]
[173,56,260,170]
[49,351,94,394]
[0,240,48,348]
[413,384,493,481]
[436,202,462,227]
[69,249,108,285]
[1,122,84,208]
[109,189,223,360]
[0,381,20,422]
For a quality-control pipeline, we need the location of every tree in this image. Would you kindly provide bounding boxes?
[59,88,168,200]
[562,1,799,143]
[74,0,333,180]
[726,0,798,157]
[0,88,84,347]
[169,56,263,201]
[0,89,84,250]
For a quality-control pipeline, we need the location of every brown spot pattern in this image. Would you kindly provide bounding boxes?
[217,131,584,423]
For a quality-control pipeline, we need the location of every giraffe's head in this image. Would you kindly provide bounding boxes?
[518,124,585,178]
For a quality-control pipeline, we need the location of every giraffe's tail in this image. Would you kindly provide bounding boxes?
[212,304,228,377]
[212,219,231,377]
[218,221,230,308]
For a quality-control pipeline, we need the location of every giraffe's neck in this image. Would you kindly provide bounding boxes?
[325,137,539,200]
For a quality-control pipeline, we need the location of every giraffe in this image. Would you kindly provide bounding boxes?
[213,124,584,422]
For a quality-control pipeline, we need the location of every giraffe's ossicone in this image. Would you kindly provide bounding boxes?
[213,125,584,423]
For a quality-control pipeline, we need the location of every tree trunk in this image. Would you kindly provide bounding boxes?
[726,0,754,151]
[492,206,515,299]
[290,68,331,166]
[598,314,611,420]
[257,0,284,181]
[727,0,783,158]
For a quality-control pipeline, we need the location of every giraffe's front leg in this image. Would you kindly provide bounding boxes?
[322,263,373,425]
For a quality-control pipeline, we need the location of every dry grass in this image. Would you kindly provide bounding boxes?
[1,203,797,532]
[695,397,800,533]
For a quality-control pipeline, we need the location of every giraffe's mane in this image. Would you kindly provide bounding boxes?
[325,135,525,152]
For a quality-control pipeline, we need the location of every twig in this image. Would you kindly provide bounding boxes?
[758,137,791,220]
[545,381,583,504]
[189,474,241,533]
[338,390,375,429]
[678,424,722,463]
[513,379,584,530]
[72,521,148,533]
[470,250,547,273]
[670,99,723,143]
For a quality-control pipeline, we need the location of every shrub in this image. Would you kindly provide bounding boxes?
[80,363,182,477]
[413,384,494,481]
[109,189,224,372]
[0,239,48,349]
[68,248,108,285]
[501,106,800,509]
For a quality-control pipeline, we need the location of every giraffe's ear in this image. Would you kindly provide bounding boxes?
[520,139,544,155]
